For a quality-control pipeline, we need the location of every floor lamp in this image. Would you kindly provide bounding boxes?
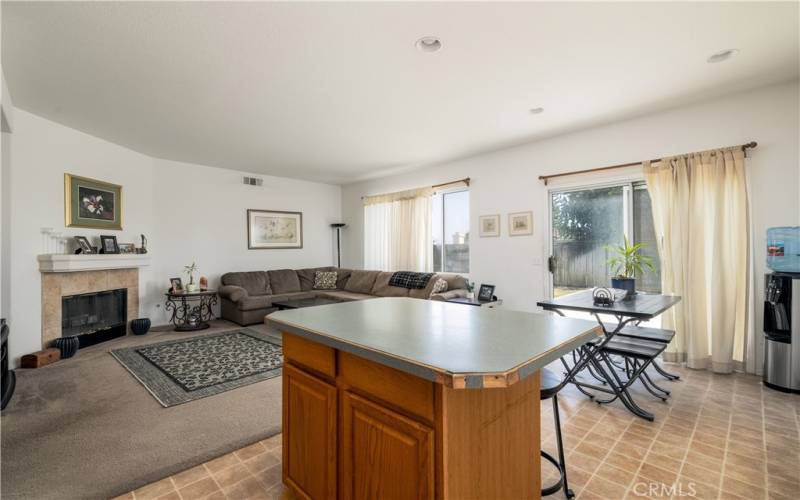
[331,223,346,268]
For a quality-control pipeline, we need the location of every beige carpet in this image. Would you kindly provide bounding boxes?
[0,321,282,500]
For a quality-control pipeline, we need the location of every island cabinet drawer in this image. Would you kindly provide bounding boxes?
[283,333,336,380]
[283,363,337,500]
[340,390,434,500]
[337,351,435,423]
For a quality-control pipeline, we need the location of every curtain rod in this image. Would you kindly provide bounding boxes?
[432,177,470,189]
[538,142,757,185]
[361,177,471,200]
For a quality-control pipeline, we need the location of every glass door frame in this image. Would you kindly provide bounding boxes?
[545,175,646,300]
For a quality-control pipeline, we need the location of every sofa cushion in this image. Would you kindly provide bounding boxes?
[314,271,338,290]
[267,269,301,294]
[296,267,335,291]
[344,270,380,294]
[371,272,410,297]
[314,290,376,302]
[335,268,353,289]
[438,273,468,292]
[221,271,271,296]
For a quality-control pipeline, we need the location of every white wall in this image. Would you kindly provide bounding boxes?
[6,109,341,365]
[342,80,800,354]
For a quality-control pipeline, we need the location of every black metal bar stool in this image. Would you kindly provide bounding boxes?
[540,367,575,499]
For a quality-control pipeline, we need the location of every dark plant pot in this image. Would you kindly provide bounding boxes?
[611,277,636,299]
[53,336,80,359]
[130,318,151,336]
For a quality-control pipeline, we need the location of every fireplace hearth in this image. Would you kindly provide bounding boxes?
[62,289,127,348]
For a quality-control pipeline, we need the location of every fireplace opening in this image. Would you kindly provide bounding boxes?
[62,289,127,348]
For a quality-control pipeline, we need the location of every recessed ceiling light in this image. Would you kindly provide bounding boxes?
[707,49,739,63]
[416,36,442,53]
[529,107,545,115]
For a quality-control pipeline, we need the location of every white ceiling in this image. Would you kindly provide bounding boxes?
[3,2,798,184]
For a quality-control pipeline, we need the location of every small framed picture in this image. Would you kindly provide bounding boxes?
[118,243,135,254]
[169,277,183,293]
[508,211,533,236]
[73,236,95,254]
[478,284,496,302]
[100,235,119,254]
[479,215,500,237]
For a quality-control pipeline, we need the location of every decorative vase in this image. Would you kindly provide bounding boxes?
[130,318,151,336]
[611,277,636,299]
[53,336,80,359]
[185,283,199,293]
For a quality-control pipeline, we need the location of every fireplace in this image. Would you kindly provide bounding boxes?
[62,289,128,348]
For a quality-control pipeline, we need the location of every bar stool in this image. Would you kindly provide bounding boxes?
[541,367,574,499]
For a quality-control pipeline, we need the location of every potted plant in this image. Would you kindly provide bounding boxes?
[184,261,199,292]
[606,237,655,298]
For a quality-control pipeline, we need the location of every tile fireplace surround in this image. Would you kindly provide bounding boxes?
[40,268,140,349]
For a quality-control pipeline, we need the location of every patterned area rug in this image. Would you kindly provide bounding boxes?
[111,329,282,407]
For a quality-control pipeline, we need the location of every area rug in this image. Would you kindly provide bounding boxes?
[1,322,283,500]
[111,328,283,407]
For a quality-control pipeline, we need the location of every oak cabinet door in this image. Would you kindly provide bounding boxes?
[283,364,337,500]
[341,390,434,500]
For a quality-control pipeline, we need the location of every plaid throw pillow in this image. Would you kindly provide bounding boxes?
[429,278,448,297]
[313,271,338,290]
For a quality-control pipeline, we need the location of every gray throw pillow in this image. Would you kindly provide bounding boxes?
[313,271,338,290]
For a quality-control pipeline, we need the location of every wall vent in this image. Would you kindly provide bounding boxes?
[243,176,263,186]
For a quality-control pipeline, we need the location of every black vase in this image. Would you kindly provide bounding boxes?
[130,318,151,336]
[53,336,80,359]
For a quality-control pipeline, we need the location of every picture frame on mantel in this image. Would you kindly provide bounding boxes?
[64,173,123,230]
[247,209,303,249]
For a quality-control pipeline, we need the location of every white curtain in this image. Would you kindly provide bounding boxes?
[363,187,433,272]
[643,148,750,373]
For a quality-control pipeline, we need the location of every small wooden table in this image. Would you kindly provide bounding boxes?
[164,290,218,331]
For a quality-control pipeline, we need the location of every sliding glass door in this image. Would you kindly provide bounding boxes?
[549,182,660,297]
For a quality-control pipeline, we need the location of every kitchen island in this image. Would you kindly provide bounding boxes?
[266,297,602,500]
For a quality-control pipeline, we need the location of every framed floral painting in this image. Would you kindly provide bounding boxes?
[64,174,123,230]
[247,209,303,249]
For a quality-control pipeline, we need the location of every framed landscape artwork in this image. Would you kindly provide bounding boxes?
[479,214,500,237]
[508,211,533,236]
[247,209,303,249]
[64,174,123,230]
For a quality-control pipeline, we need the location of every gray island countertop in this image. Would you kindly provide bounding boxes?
[267,297,602,389]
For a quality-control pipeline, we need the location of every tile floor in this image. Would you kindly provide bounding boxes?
[121,365,799,500]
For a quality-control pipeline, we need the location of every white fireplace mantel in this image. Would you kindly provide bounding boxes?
[38,253,151,273]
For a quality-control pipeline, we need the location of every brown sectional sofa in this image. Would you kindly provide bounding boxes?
[219,267,468,326]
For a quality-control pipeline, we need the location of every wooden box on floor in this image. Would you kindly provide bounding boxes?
[20,348,60,368]
[281,332,541,500]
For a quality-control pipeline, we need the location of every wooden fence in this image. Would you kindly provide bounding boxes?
[553,240,660,292]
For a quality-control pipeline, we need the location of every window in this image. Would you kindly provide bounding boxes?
[550,181,660,296]
[432,189,469,273]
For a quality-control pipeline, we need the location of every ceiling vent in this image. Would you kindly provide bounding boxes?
[243,176,263,186]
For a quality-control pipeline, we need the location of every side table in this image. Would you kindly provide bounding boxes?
[164,290,218,331]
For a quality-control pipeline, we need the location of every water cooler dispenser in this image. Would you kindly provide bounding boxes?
[763,273,800,393]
